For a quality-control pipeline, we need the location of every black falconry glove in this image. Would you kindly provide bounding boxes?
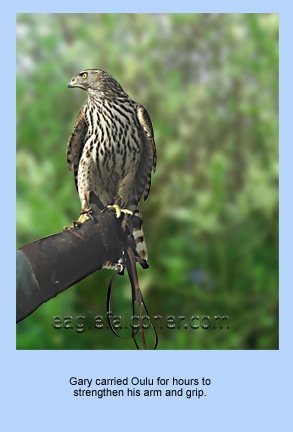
[17,192,146,323]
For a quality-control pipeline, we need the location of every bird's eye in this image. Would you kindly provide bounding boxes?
[82,73,87,79]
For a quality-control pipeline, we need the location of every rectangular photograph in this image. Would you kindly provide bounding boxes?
[16,13,278,350]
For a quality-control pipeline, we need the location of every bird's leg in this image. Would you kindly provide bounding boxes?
[107,195,133,219]
[64,191,93,230]
[74,191,93,225]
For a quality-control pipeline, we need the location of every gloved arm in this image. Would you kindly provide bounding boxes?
[17,196,129,323]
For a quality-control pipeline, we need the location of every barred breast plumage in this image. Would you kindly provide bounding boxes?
[66,69,156,264]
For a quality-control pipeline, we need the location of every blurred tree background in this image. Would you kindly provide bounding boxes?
[16,13,278,350]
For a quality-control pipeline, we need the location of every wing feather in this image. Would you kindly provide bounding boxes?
[136,104,157,201]
[66,104,87,190]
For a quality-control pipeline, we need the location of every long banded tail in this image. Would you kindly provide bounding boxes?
[133,225,148,261]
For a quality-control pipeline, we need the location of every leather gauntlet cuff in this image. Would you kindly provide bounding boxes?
[17,211,127,322]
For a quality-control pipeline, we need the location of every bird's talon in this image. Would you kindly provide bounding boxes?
[63,224,73,230]
[107,204,133,219]
[65,208,92,228]
[75,213,92,225]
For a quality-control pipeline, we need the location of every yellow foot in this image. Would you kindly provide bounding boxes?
[107,204,133,219]
[63,208,92,230]
[64,224,73,230]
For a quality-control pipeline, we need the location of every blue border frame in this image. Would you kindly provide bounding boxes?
[7,2,288,430]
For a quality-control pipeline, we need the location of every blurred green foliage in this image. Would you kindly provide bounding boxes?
[16,13,278,350]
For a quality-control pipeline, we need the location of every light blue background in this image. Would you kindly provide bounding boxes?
[7,1,288,430]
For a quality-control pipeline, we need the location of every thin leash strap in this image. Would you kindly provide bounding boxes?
[125,246,158,350]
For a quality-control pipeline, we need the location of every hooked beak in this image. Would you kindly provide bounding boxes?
[68,78,76,88]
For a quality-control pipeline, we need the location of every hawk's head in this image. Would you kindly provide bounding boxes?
[68,69,124,97]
